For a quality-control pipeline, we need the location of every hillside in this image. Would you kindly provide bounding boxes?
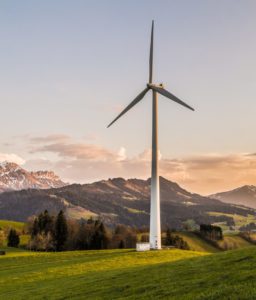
[210,185,256,209]
[0,247,256,299]
[177,232,219,253]
[217,234,252,250]
[172,232,253,252]
[0,177,255,228]
[0,220,25,232]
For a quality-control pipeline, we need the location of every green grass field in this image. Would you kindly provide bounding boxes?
[0,246,256,299]
[0,219,25,232]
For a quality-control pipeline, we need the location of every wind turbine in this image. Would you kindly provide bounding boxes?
[107,21,194,250]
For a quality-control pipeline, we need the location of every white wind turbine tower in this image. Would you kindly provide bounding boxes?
[107,21,194,250]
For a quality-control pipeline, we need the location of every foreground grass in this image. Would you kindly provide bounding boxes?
[0,247,256,299]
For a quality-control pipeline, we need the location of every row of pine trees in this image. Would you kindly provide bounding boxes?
[28,210,137,251]
[1,210,197,252]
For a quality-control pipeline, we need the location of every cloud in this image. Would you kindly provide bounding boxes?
[117,147,127,161]
[160,153,256,194]
[23,135,256,195]
[31,142,116,161]
[0,153,25,165]
[29,134,71,144]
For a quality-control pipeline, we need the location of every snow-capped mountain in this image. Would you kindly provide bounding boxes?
[0,161,66,192]
[210,185,256,209]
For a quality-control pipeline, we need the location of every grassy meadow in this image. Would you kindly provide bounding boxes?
[1,219,256,299]
[0,246,256,299]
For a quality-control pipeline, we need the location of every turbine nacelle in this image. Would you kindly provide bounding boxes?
[147,83,164,89]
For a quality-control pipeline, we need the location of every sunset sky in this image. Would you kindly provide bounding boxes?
[1,0,256,194]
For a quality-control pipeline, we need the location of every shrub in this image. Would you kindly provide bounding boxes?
[165,229,190,250]
[28,232,55,251]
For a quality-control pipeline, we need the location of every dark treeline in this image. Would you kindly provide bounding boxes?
[28,210,137,251]
[199,224,223,241]
[27,211,191,252]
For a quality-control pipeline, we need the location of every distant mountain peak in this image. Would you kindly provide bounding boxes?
[0,161,22,170]
[0,161,67,192]
[239,185,256,192]
[210,184,256,209]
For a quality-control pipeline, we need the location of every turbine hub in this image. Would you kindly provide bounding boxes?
[147,83,164,89]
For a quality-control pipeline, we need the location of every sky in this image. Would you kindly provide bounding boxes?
[1,0,256,194]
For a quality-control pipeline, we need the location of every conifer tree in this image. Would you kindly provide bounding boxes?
[55,210,68,251]
[165,228,173,245]
[91,221,109,249]
[32,218,40,237]
[7,229,20,247]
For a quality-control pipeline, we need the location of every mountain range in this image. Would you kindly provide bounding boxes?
[0,164,255,228]
[0,162,66,192]
[0,161,256,228]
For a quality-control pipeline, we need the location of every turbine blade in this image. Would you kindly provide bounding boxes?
[150,85,194,111]
[149,20,154,83]
[107,87,149,128]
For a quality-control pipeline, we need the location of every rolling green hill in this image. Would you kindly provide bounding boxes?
[0,247,256,299]
[0,220,25,232]
[177,232,254,252]
[217,234,253,250]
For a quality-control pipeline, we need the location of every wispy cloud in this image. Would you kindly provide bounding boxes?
[22,134,256,195]
[160,153,256,194]
[29,134,71,144]
[31,142,117,161]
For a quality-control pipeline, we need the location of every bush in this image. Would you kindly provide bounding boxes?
[28,232,55,251]
[111,225,137,249]
[165,229,190,250]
